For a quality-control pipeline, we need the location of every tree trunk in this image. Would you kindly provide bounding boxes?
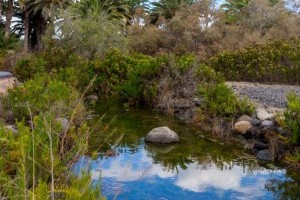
[0,0,3,17]
[4,0,13,39]
[31,12,47,51]
[23,10,30,52]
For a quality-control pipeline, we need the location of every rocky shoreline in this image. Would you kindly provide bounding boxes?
[156,82,300,171]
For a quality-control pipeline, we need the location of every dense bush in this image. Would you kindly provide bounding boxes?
[284,93,300,144]
[0,112,103,199]
[4,75,86,123]
[90,49,163,104]
[198,82,255,118]
[207,39,300,84]
[0,74,104,198]
[14,47,91,90]
[0,30,19,50]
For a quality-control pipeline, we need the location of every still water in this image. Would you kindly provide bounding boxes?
[73,104,300,200]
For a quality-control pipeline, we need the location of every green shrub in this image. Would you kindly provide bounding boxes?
[0,112,103,199]
[0,30,19,50]
[196,63,224,84]
[4,75,86,122]
[198,82,255,118]
[14,47,91,90]
[14,55,46,81]
[208,39,300,84]
[90,49,163,105]
[284,93,300,144]
[0,74,103,198]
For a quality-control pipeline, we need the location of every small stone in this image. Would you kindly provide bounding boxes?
[261,120,274,127]
[256,108,274,121]
[193,97,202,107]
[56,118,69,133]
[261,126,275,136]
[234,121,252,134]
[246,126,261,139]
[236,115,253,123]
[276,127,286,136]
[250,118,261,126]
[256,150,272,161]
[244,142,254,151]
[145,126,179,143]
[4,125,17,133]
[86,95,99,102]
[254,141,269,150]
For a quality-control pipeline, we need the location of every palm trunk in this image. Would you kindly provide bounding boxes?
[34,13,47,51]
[24,10,30,52]
[0,0,3,17]
[4,0,13,39]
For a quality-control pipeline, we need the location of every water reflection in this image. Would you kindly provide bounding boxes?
[75,105,300,199]
[75,142,288,200]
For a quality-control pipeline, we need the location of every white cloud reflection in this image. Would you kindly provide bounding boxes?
[76,148,284,199]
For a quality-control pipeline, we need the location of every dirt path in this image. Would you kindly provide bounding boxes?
[226,81,300,109]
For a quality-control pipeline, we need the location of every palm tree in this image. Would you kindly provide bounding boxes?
[4,0,14,38]
[125,0,149,25]
[0,0,3,17]
[220,0,250,23]
[149,0,195,24]
[72,0,131,24]
[26,0,72,50]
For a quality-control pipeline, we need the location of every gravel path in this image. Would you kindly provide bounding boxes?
[226,82,300,109]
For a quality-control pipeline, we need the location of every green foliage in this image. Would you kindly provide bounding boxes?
[284,93,300,144]
[0,30,19,50]
[14,55,46,81]
[58,11,128,58]
[0,73,103,198]
[5,75,86,122]
[90,49,163,105]
[0,114,102,199]
[198,82,255,118]
[208,39,300,85]
[196,63,224,84]
[14,46,91,90]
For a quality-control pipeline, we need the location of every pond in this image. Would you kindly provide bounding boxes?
[73,103,300,200]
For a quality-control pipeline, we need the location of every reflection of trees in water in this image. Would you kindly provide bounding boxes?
[145,140,264,173]
[266,174,300,200]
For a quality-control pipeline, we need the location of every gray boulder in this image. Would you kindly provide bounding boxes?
[145,126,179,144]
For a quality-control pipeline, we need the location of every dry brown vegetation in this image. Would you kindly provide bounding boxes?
[128,0,300,58]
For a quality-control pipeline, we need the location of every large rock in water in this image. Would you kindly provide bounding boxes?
[145,126,179,144]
